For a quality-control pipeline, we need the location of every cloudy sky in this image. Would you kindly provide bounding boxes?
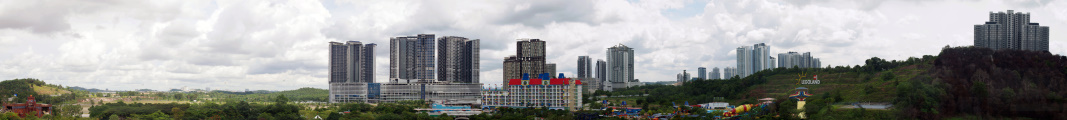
[1,0,1064,91]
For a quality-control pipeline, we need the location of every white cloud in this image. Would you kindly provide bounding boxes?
[0,0,1063,90]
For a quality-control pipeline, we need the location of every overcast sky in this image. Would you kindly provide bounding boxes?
[1,0,1064,91]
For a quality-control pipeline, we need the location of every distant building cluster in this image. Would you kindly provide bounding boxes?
[778,52,821,69]
[329,34,482,104]
[735,43,774,78]
[709,67,721,80]
[676,70,691,85]
[974,10,1049,51]
[696,43,822,80]
[503,39,553,89]
[578,44,638,92]
[508,40,637,92]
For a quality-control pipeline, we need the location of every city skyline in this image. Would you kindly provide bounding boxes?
[2,0,1067,90]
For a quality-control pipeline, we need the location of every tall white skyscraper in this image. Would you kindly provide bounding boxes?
[710,67,721,80]
[736,46,751,77]
[735,43,775,78]
[753,43,770,71]
[769,57,776,69]
[723,67,736,79]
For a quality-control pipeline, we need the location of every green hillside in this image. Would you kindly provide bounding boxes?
[0,78,86,104]
[206,87,328,102]
[598,46,1067,119]
[599,55,933,105]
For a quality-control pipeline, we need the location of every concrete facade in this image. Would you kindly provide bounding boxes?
[503,39,548,89]
[390,34,436,82]
[483,75,583,111]
[975,10,1050,51]
[710,67,721,80]
[577,56,592,78]
[697,67,706,80]
[437,36,480,83]
[777,52,821,69]
[329,41,375,83]
[606,44,634,90]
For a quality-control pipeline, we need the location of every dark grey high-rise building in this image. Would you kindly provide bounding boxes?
[546,63,557,78]
[595,59,606,83]
[577,56,592,78]
[390,34,436,82]
[437,36,479,83]
[697,67,706,80]
[974,10,1050,51]
[329,41,375,103]
[676,70,690,85]
[329,41,375,83]
[503,39,547,89]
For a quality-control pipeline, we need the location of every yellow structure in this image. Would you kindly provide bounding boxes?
[789,87,813,119]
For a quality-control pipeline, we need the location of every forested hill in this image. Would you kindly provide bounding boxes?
[0,78,84,104]
[922,46,1067,119]
[600,46,1066,119]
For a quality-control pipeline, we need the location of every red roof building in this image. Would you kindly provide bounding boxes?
[482,74,585,111]
[2,95,53,118]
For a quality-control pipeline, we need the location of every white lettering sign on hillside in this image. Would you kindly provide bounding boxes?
[797,74,821,85]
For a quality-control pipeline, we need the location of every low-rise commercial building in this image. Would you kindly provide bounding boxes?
[482,73,583,111]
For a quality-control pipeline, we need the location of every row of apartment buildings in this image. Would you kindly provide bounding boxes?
[974,10,1050,51]
[573,44,638,92]
[507,39,637,92]
[329,35,587,111]
[329,34,482,104]
[678,43,822,83]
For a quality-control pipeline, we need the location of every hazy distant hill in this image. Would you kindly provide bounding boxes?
[208,87,328,102]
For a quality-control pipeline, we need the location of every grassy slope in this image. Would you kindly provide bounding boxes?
[33,85,72,95]
[596,59,935,107]
[747,61,933,103]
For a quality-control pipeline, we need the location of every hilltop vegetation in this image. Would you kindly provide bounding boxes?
[925,46,1067,119]
[601,46,1067,119]
[206,87,328,102]
[0,78,86,104]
